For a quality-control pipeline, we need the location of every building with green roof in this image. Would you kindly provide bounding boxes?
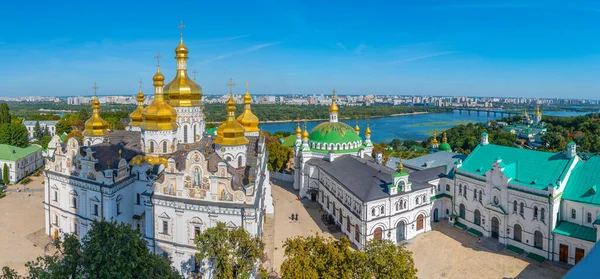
[293,90,373,198]
[0,144,43,184]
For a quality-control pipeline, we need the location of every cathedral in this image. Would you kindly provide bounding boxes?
[43,27,274,278]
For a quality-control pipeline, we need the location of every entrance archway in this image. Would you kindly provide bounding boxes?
[374,227,383,242]
[491,217,499,239]
[416,215,424,231]
[433,208,439,222]
[396,221,406,243]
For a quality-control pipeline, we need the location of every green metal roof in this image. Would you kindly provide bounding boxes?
[430,193,452,201]
[562,156,600,205]
[468,228,483,237]
[439,143,452,152]
[0,144,41,161]
[308,122,362,145]
[553,221,597,242]
[281,135,297,147]
[459,144,573,190]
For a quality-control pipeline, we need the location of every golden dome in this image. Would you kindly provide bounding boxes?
[141,66,178,131]
[535,106,542,117]
[83,94,109,137]
[365,125,371,137]
[431,133,439,144]
[163,36,202,107]
[442,132,448,143]
[295,122,302,136]
[330,89,339,113]
[129,89,145,127]
[354,118,360,134]
[236,85,259,133]
[214,92,248,146]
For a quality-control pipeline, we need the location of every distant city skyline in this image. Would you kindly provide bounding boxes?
[1,1,600,98]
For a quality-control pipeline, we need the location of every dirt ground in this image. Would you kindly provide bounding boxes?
[266,179,569,279]
[0,175,55,275]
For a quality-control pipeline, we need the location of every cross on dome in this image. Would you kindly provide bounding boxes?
[154,51,162,66]
[227,78,236,94]
[137,79,143,89]
[92,82,99,96]
[178,20,185,38]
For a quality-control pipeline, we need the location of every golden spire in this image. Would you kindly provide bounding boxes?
[442,132,448,144]
[535,106,542,117]
[523,109,528,116]
[397,155,404,172]
[141,53,178,131]
[354,116,360,134]
[329,89,339,113]
[365,123,371,137]
[302,120,309,141]
[215,78,248,146]
[129,79,145,127]
[83,83,109,137]
[163,20,202,107]
[431,133,439,145]
[237,81,260,133]
[295,118,302,136]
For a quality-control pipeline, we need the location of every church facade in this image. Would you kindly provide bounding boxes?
[43,27,273,278]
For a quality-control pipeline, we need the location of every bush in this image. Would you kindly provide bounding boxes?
[20,177,31,185]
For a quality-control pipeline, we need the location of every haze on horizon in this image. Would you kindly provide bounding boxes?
[1,0,599,99]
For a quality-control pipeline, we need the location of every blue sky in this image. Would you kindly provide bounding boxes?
[1,0,600,98]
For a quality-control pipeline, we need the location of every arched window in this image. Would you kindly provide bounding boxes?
[534,206,538,219]
[474,209,481,226]
[149,141,154,153]
[415,197,420,205]
[478,190,482,203]
[184,126,188,143]
[355,224,360,242]
[238,156,243,167]
[520,202,524,216]
[463,185,467,197]
[459,185,462,195]
[72,197,77,209]
[380,206,385,215]
[513,200,517,213]
[395,202,400,211]
[459,204,466,219]
[371,208,376,216]
[437,184,440,191]
[474,189,477,200]
[571,209,576,219]
[541,208,545,222]
[163,142,168,153]
[346,216,350,232]
[514,224,522,242]
[446,184,450,191]
[534,231,543,249]
[374,227,383,242]
[587,212,592,223]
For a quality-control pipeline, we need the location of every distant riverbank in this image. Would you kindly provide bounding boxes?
[206,111,430,124]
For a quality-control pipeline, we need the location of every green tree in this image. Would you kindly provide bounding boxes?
[33,121,43,140]
[195,222,265,279]
[39,136,52,149]
[0,103,11,125]
[390,139,402,150]
[2,163,8,185]
[43,126,50,137]
[0,124,9,145]
[266,141,293,172]
[65,131,83,143]
[55,118,73,135]
[8,124,29,148]
[1,220,182,279]
[77,108,90,121]
[281,235,417,279]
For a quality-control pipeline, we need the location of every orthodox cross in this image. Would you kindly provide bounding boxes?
[193,68,198,82]
[331,89,337,101]
[227,78,235,93]
[92,82,99,96]
[245,81,250,91]
[154,51,162,66]
[137,79,143,90]
[178,20,185,38]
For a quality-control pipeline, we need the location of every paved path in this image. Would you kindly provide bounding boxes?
[0,176,54,275]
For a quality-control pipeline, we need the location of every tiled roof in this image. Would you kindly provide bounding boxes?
[459,144,573,190]
[398,151,466,174]
[553,221,597,242]
[0,144,41,161]
[562,156,600,205]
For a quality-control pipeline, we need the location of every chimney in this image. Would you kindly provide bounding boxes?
[375,151,383,164]
[567,142,577,159]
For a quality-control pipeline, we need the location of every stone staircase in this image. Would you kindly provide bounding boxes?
[478,237,505,252]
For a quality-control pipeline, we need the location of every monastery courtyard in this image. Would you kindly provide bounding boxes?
[0,175,54,275]
[266,178,570,279]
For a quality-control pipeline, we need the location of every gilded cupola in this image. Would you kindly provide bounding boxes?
[302,122,309,141]
[129,85,145,127]
[163,21,203,107]
[83,83,109,137]
[295,122,302,136]
[141,63,178,131]
[354,117,360,134]
[214,79,249,146]
[236,81,260,133]
[330,90,339,113]
[365,124,371,137]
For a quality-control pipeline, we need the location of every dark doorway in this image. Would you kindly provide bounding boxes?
[491,217,499,239]
[575,248,584,264]
[433,208,439,222]
[560,244,569,263]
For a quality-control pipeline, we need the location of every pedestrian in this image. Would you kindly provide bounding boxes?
[291,213,295,221]
[295,213,299,221]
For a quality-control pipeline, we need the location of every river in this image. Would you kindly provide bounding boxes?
[259,110,597,143]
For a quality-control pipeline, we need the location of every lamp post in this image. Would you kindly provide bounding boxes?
[241,201,246,230]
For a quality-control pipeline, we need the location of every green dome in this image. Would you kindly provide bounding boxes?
[308,122,362,148]
[439,143,452,152]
